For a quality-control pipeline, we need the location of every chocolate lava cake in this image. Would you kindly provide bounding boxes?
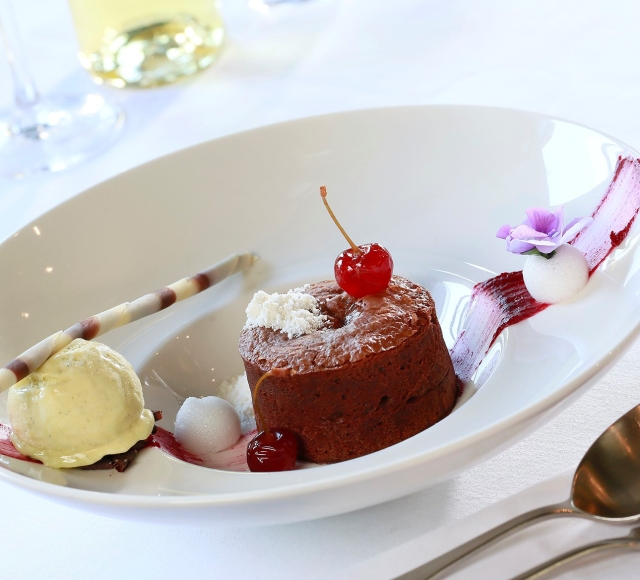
[238,276,457,463]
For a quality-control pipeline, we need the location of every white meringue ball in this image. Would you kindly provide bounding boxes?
[523,244,589,304]
[175,396,241,455]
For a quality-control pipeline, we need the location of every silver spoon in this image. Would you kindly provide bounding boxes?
[397,402,640,580]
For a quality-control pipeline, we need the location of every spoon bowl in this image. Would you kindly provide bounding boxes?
[572,404,640,520]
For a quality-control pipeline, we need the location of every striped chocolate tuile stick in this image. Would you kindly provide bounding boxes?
[0,252,257,392]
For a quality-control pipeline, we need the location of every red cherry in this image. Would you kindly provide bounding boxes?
[320,186,394,297]
[335,243,393,298]
[247,429,298,472]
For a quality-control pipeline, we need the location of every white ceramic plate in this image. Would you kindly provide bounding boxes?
[1,106,639,527]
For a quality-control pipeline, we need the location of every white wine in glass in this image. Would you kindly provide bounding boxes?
[0,0,123,178]
[68,0,225,88]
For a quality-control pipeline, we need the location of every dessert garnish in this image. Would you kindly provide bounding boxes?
[320,186,393,298]
[496,207,592,303]
[7,339,155,469]
[246,369,298,472]
[175,396,242,456]
[245,286,327,339]
[496,206,592,259]
[0,339,203,472]
[0,252,255,470]
[0,252,256,391]
[521,244,590,304]
[452,156,640,383]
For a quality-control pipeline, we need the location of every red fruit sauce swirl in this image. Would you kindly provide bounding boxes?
[2,156,640,468]
[450,271,549,382]
[571,156,640,271]
[147,426,203,465]
[451,155,640,382]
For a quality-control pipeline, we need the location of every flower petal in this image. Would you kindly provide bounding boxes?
[559,216,593,244]
[525,207,561,235]
[518,238,558,246]
[509,224,549,240]
[552,206,565,234]
[536,244,558,254]
[498,206,589,256]
[496,224,512,239]
[506,239,535,254]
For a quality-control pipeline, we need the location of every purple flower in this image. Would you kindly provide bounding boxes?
[496,207,593,255]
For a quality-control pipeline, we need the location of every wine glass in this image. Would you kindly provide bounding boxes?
[0,0,124,179]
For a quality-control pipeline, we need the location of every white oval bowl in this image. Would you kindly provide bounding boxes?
[0,105,638,527]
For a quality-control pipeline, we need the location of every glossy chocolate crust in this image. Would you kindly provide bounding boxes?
[238,276,457,463]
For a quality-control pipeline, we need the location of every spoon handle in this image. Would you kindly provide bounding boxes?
[398,500,578,579]
[508,531,640,580]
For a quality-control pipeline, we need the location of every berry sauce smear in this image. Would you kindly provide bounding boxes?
[451,155,640,383]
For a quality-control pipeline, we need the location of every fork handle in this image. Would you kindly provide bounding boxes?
[397,499,578,579]
[509,535,640,580]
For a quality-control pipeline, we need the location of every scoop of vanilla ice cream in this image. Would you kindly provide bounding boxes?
[7,339,155,468]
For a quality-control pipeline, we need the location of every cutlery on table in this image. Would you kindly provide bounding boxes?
[397,402,640,579]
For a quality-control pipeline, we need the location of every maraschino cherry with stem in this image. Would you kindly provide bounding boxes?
[320,186,394,298]
[246,369,298,472]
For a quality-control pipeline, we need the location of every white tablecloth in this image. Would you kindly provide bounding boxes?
[2,1,640,578]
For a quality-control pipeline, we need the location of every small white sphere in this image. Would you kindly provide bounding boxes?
[175,396,241,455]
[523,244,589,304]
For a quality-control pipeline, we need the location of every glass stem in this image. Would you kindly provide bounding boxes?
[0,0,39,108]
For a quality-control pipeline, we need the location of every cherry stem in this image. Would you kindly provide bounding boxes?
[320,186,360,254]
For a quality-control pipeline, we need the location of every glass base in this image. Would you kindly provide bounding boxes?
[0,93,124,179]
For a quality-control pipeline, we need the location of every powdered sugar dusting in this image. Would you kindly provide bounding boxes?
[244,286,327,339]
